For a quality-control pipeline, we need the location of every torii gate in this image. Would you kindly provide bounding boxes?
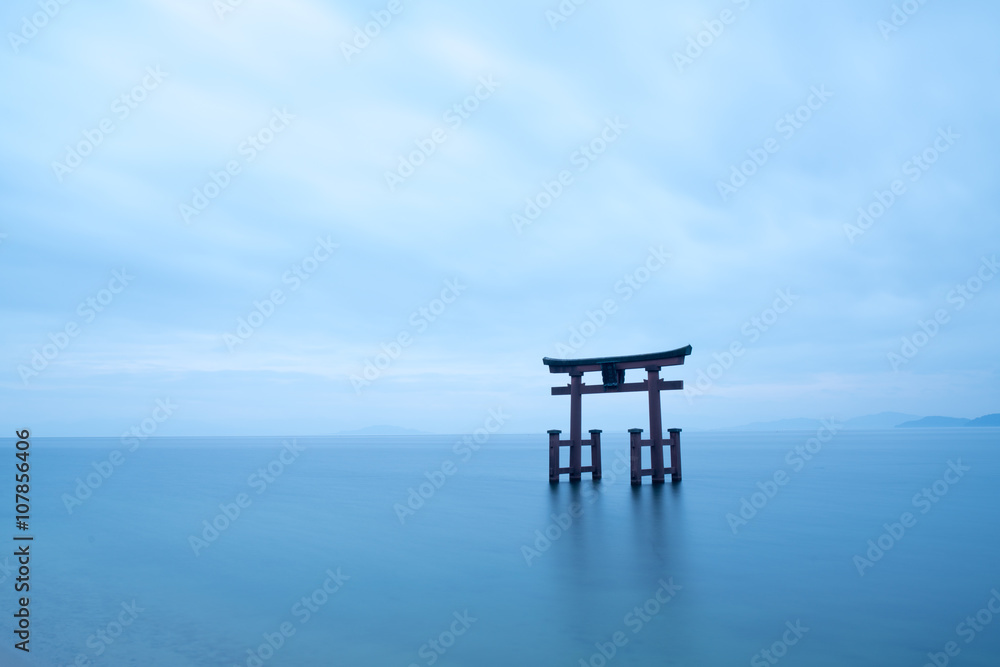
[542,346,691,485]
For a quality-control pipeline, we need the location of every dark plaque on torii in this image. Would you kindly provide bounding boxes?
[542,346,692,485]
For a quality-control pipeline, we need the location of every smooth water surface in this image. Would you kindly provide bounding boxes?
[2,429,999,666]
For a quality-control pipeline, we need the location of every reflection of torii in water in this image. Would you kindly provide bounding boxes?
[542,346,692,485]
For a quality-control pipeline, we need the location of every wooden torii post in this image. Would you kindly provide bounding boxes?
[542,346,691,485]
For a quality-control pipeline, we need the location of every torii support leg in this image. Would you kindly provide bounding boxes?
[569,372,583,482]
[589,429,602,481]
[548,430,561,483]
[647,367,665,484]
[669,428,682,482]
[629,428,643,485]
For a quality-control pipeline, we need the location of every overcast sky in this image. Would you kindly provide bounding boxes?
[1,0,997,435]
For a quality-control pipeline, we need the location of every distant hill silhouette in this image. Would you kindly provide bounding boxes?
[719,411,999,431]
[896,413,1000,428]
[967,413,1000,427]
[843,412,920,429]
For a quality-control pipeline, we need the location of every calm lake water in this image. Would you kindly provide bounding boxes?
[2,429,999,666]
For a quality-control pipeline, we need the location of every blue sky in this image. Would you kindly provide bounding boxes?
[1,0,998,435]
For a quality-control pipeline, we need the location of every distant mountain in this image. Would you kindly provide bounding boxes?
[335,425,429,436]
[966,413,1000,427]
[896,414,1000,428]
[897,416,970,428]
[843,412,920,429]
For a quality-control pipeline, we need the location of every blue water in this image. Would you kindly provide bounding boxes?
[2,430,999,666]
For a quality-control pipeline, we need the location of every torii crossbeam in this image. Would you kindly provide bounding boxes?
[542,345,692,485]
